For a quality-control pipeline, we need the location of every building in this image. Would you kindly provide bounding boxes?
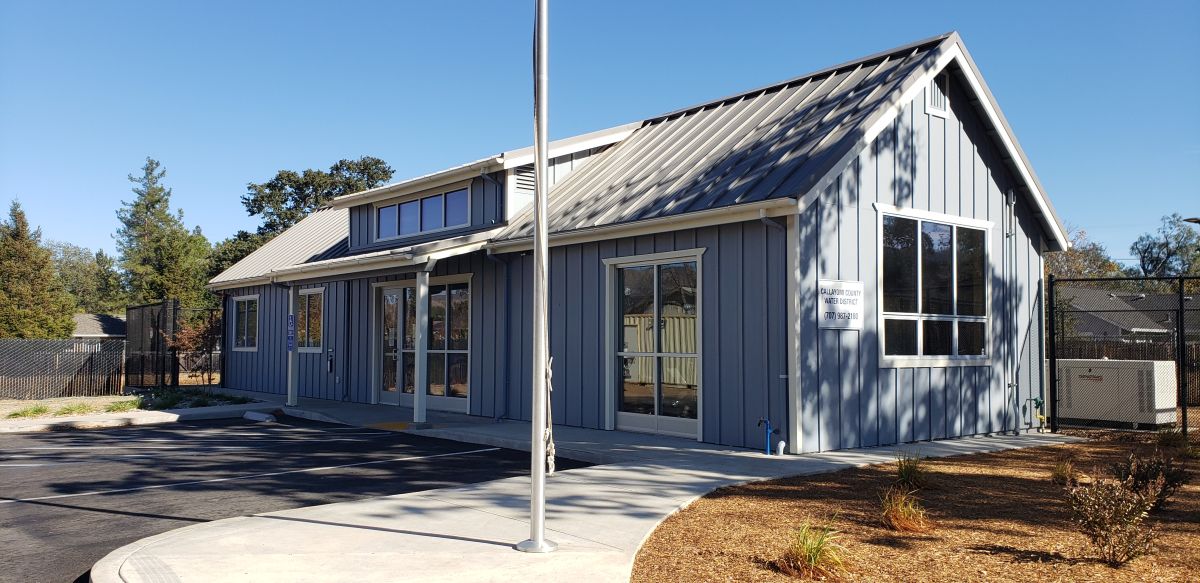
[209,32,1067,453]
[71,313,127,339]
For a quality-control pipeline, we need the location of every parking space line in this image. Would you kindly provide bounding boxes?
[0,447,501,504]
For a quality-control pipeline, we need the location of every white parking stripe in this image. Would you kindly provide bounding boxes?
[0,447,501,504]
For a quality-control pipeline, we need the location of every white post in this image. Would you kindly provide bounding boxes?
[516,0,556,554]
[414,270,429,424]
[286,285,299,407]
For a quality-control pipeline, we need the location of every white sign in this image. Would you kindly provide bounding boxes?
[817,279,864,329]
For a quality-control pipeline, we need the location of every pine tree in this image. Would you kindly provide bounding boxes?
[0,201,76,338]
[115,158,212,307]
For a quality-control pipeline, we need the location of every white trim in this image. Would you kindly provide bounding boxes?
[329,158,500,209]
[231,294,259,352]
[785,213,802,454]
[499,122,638,169]
[489,198,796,253]
[874,204,994,369]
[606,248,705,441]
[799,42,1067,251]
[373,180,474,243]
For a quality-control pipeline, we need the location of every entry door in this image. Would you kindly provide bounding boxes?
[379,288,403,406]
[615,260,699,438]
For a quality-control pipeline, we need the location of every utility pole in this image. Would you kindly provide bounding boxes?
[516,0,556,554]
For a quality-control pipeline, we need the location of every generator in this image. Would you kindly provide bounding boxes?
[1057,359,1177,429]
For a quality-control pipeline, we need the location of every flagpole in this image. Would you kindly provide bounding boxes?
[516,0,556,554]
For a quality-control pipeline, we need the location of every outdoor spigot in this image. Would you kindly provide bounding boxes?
[757,418,779,456]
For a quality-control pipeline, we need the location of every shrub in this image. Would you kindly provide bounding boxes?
[190,395,211,408]
[1186,446,1200,461]
[53,403,96,416]
[104,398,141,413]
[1051,456,1078,486]
[774,522,845,579]
[1156,429,1188,451]
[5,405,50,419]
[1109,452,1189,511]
[895,451,927,489]
[880,486,931,532]
[1065,477,1154,566]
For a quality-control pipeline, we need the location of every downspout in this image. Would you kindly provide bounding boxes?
[486,249,512,421]
[760,211,785,452]
[1005,191,1018,433]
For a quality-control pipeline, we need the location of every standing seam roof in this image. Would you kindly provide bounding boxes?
[496,35,948,240]
[208,207,349,287]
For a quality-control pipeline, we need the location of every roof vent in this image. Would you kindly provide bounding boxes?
[928,73,948,115]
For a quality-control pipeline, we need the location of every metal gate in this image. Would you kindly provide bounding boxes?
[125,300,222,389]
[1048,275,1198,445]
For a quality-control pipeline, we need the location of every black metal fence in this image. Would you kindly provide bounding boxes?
[1048,275,1198,444]
[125,300,222,389]
[0,339,126,400]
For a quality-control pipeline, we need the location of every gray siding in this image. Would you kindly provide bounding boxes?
[797,74,1046,452]
[348,172,506,253]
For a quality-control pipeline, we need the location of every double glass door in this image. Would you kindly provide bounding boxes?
[379,282,470,410]
[616,260,699,438]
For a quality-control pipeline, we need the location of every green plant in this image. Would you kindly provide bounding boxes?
[1051,456,1078,486]
[190,395,211,408]
[1156,429,1188,451]
[1065,477,1154,566]
[104,398,141,413]
[5,405,50,418]
[1109,451,1189,511]
[895,451,927,489]
[773,522,845,579]
[1186,446,1200,461]
[880,486,931,532]
[53,403,96,416]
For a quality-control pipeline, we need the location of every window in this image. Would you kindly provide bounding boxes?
[390,280,470,399]
[296,289,323,351]
[928,73,948,115]
[375,186,470,241]
[233,296,258,350]
[881,211,987,359]
[617,260,698,420]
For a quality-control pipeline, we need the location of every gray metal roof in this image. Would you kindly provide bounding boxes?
[72,313,126,338]
[208,207,349,288]
[496,34,949,241]
[1057,287,1173,335]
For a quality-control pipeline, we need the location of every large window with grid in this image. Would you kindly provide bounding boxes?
[881,212,988,359]
[381,281,471,401]
[375,187,469,241]
[233,296,258,350]
[296,289,323,351]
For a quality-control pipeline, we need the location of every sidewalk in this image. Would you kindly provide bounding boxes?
[91,430,1078,583]
[0,402,276,433]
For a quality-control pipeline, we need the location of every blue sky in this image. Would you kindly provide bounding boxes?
[1,1,1197,263]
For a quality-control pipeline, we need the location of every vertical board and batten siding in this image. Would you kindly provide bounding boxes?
[798,73,1046,452]
[347,172,506,253]
[491,220,788,449]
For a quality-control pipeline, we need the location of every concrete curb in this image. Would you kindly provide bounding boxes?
[280,407,348,426]
[0,403,277,433]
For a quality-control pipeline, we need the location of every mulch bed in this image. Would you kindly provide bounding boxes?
[632,434,1199,583]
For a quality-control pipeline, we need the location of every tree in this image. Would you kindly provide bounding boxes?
[0,201,76,338]
[48,242,127,313]
[115,158,212,307]
[241,156,393,237]
[210,156,393,277]
[1127,213,1200,278]
[1045,227,1123,279]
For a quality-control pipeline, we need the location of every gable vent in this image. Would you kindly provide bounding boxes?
[514,164,536,196]
[928,73,948,114]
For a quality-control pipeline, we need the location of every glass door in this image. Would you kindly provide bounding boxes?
[616,260,699,438]
[379,288,401,405]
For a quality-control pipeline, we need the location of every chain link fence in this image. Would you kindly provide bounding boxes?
[125,300,222,389]
[0,338,126,400]
[1048,275,1199,444]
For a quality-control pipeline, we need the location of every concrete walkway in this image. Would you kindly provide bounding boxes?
[91,429,1077,583]
[0,402,276,433]
[214,388,492,430]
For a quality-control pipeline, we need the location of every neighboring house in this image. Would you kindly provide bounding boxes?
[1055,287,1173,340]
[209,32,1067,453]
[71,313,127,339]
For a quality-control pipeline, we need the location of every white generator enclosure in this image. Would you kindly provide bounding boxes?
[1057,359,1178,429]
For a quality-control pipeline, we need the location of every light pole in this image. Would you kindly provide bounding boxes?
[516,0,556,554]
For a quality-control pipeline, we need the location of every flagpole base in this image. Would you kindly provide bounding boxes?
[516,538,559,553]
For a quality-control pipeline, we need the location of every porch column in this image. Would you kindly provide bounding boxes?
[413,270,429,423]
[286,284,299,407]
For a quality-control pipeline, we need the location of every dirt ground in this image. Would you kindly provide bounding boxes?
[633,435,1199,583]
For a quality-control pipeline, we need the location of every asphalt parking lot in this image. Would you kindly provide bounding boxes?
[0,417,582,583]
